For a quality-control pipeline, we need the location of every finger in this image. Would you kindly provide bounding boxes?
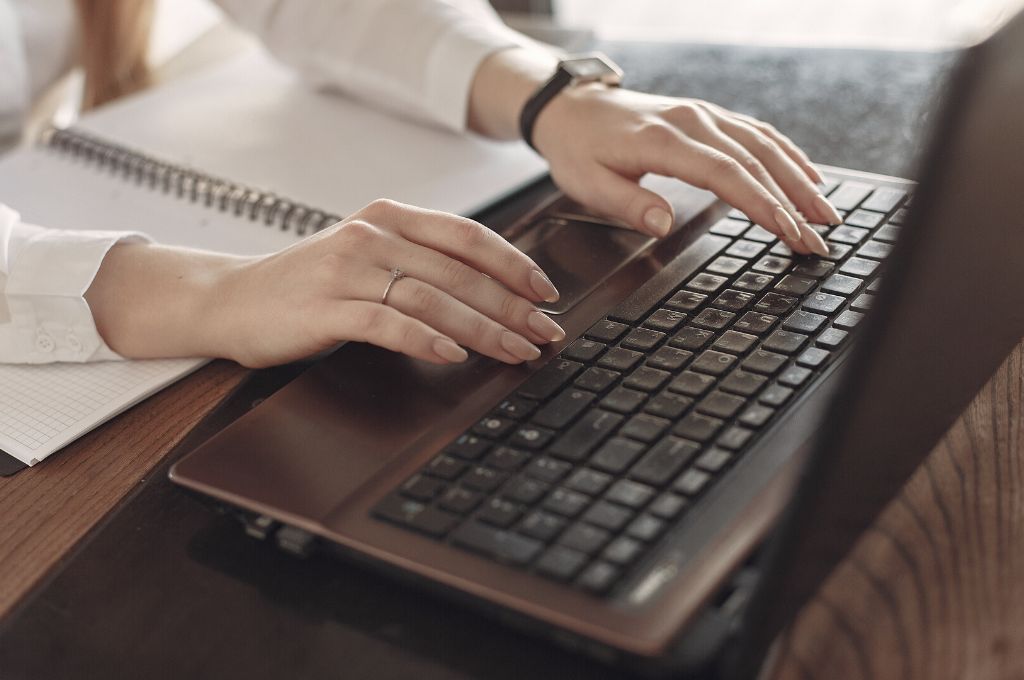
[557,162,675,237]
[383,236,566,345]
[714,116,842,228]
[353,198,560,305]
[382,272,542,364]
[334,300,469,364]
[730,111,827,186]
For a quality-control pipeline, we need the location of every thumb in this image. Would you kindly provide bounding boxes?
[563,164,675,238]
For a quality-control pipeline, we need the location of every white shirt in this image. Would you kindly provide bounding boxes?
[0,0,528,364]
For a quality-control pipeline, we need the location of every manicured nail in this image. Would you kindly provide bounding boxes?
[527,310,566,342]
[529,268,560,303]
[803,228,831,257]
[501,331,542,362]
[643,207,673,237]
[433,337,468,363]
[813,193,842,226]
[773,206,802,241]
[807,163,826,185]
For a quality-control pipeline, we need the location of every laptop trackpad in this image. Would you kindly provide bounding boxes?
[515,219,654,315]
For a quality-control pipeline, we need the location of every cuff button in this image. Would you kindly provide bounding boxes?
[36,333,56,353]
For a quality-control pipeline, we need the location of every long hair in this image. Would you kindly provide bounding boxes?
[74,0,155,109]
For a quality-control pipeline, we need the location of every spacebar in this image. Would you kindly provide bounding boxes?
[606,233,732,324]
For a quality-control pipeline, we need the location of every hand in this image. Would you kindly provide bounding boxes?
[87,200,565,368]
[532,85,837,256]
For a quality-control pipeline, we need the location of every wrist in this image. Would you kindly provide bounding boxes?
[468,47,558,140]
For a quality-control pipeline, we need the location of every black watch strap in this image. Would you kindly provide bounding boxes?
[518,53,623,152]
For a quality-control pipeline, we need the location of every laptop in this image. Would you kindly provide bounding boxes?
[170,12,1024,678]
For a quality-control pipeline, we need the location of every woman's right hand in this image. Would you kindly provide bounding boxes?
[210,199,565,368]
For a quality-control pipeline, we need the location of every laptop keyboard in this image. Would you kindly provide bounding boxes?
[371,178,907,596]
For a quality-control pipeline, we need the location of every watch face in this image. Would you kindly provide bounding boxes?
[562,55,623,84]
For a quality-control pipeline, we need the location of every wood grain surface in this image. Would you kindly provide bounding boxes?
[0,360,247,617]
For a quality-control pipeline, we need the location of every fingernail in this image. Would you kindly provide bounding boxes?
[804,228,831,257]
[808,164,826,185]
[529,269,560,303]
[501,330,542,362]
[814,194,842,226]
[773,206,802,241]
[643,207,673,237]
[527,310,566,342]
[433,337,468,363]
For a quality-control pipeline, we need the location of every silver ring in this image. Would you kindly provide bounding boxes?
[381,267,405,305]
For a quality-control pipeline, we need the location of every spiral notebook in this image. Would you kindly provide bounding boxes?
[0,47,547,470]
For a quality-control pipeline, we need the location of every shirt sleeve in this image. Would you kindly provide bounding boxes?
[0,204,152,364]
[213,0,534,132]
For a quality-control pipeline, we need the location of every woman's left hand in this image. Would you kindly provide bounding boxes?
[530,85,838,256]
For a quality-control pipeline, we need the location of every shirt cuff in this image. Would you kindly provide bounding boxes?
[1,212,152,364]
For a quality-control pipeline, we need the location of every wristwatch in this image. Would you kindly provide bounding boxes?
[519,52,623,151]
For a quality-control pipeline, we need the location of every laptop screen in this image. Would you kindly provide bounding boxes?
[730,11,1024,676]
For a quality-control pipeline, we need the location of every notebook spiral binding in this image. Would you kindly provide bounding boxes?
[42,127,344,236]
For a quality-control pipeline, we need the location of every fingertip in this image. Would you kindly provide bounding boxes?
[529,268,560,303]
[643,205,674,238]
[432,336,469,363]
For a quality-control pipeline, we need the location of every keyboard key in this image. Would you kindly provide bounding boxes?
[834,310,865,329]
[525,456,573,484]
[739,403,775,428]
[519,511,567,542]
[840,257,879,278]
[732,312,778,335]
[629,436,701,486]
[439,487,484,514]
[759,384,794,407]
[817,327,849,349]
[495,396,538,420]
[561,338,605,363]
[769,242,794,257]
[828,181,872,211]
[706,255,747,275]
[692,308,736,330]
[543,488,590,517]
[861,186,906,213]
[509,425,554,450]
[477,498,523,527]
[485,446,529,471]
[784,310,828,334]
[646,346,693,371]
[575,366,620,393]
[713,330,758,354]
[844,209,884,229]
[856,240,893,260]
[665,290,708,312]
[606,479,657,509]
[644,391,694,419]
[536,545,588,580]
[778,365,812,388]
[673,412,724,442]
[425,455,468,480]
[402,474,446,501]
[585,320,629,343]
[620,413,671,442]
[691,349,738,376]
[727,207,750,220]
[733,271,775,293]
[821,273,863,296]
[875,224,901,242]
[763,329,809,354]
[850,293,875,311]
[720,369,767,396]
[463,466,507,492]
[674,468,712,496]
[446,433,490,460]
[627,514,665,542]
[566,468,612,496]
[623,366,671,392]
[743,225,778,243]
[742,349,788,375]
[774,274,816,296]
[649,492,688,519]
[549,410,623,461]
[517,359,583,400]
[867,278,883,293]
[821,242,853,261]
[828,225,870,245]
[725,239,767,259]
[712,289,756,312]
[687,273,729,294]
[472,415,516,439]
[373,495,458,537]
[753,255,792,275]
[644,309,688,332]
[591,437,647,474]
[889,208,910,226]
[796,347,831,368]
[709,217,750,236]
[578,561,621,594]
[603,536,644,565]
[670,325,715,351]
[601,387,647,414]
[558,522,611,555]
[622,327,666,351]
[791,260,835,279]
[695,447,733,472]
[669,370,716,397]
[802,291,845,314]
[753,292,798,315]
[452,522,542,565]
[598,347,644,372]
[697,391,746,419]
[584,502,635,532]
[532,388,596,429]
[716,425,754,450]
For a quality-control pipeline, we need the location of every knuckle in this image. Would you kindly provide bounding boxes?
[638,121,677,146]
[358,304,387,336]
[452,217,486,248]
[706,152,742,181]
[499,293,521,323]
[337,219,379,246]
[667,102,702,126]
[441,257,476,290]
[409,280,441,315]
[360,197,402,220]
